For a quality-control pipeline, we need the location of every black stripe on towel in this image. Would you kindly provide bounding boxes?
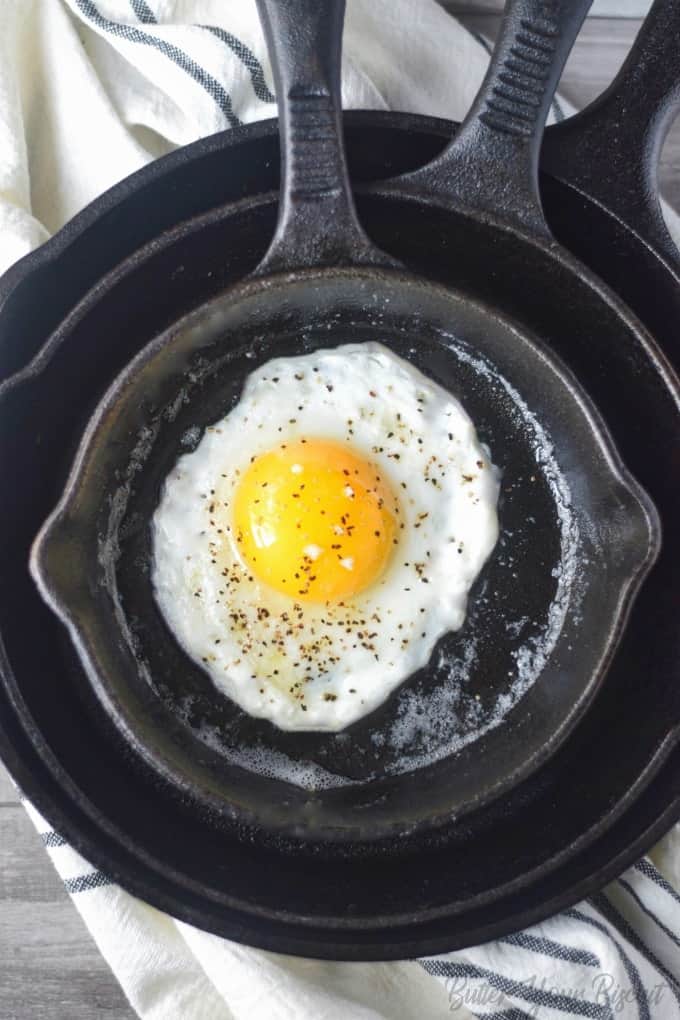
[482,1010,537,1020]
[129,0,274,103]
[594,890,680,1004]
[619,877,680,952]
[566,906,651,1020]
[420,958,609,1018]
[42,830,67,849]
[499,930,600,968]
[635,860,680,909]
[129,0,155,23]
[199,26,275,103]
[75,0,241,128]
[64,870,113,895]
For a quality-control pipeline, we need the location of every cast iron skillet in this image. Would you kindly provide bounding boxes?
[546,0,680,272]
[542,0,680,370]
[0,36,680,959]
[29,0,662,844]
[0,116,679,960]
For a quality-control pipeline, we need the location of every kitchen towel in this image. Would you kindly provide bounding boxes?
[2,1,680,1017]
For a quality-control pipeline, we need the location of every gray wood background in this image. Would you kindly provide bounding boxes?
[1,6,678,1020]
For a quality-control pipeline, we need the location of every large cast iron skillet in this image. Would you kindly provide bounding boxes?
[27,0,665,845]
[0,0,679,957]
[542,0,680,369]
[546,0,680,269]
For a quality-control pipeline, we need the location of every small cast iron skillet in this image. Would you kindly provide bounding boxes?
[30,0,662,844]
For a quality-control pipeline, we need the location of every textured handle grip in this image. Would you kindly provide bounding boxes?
[543,0,680,267]
[254,0,393,275]
[392,0,593,239]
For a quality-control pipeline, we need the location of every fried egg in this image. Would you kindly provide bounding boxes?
[151,343,499,731]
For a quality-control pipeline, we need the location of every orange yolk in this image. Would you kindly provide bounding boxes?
[232,439,399,602]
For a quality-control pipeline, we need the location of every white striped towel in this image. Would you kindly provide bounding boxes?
[2,1,680,1018]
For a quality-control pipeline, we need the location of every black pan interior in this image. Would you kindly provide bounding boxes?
[34,207,656,844]
[0,116,679,948]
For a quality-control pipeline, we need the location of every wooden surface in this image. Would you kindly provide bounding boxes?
[1,10,679,1020]
[0,765,136,1019]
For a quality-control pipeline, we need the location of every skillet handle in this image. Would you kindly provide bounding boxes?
[253,0,395,275]
[392,0,592,240]
[542,0,680,269]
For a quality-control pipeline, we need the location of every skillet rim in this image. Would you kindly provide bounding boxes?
[26,244,662,840]
[1,659,679,954]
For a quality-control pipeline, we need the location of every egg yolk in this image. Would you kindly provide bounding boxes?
[232,439,399,602]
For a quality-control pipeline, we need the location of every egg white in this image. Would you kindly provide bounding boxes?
[151,343,499,731]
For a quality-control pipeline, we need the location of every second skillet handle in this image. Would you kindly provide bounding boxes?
[254,0,393,275]
[396,0,592,239]
[543,0,680,268]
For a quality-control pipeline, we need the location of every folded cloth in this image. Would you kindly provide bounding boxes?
[2,1,680,1018]
[19,795,680,1020]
